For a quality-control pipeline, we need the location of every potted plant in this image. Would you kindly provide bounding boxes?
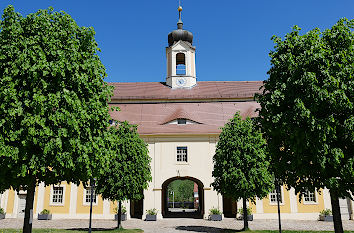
[38,209,52,220]
[145,208,157,221]
[237,207,253,221]
[114,206,127,221]
[319,209,333,221]
[0,207,5,219]
[209,207,222,221]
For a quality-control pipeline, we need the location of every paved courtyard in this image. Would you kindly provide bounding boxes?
[0,218,354,232]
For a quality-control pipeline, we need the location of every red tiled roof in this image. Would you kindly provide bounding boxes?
[109,102,260,135]
[109,81,263,101]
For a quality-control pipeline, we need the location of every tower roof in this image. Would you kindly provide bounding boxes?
[168,5,193,46]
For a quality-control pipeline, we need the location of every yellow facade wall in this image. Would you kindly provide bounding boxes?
[263,186,291,213]
[76,183,103,214]
[6,189,15,214]
[43,182,71,214]
[110,201,117,214]
[297,190,325,213]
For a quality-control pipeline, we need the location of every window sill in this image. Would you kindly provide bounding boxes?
[49,203,64,206]
[83,202,98,206]
[303,202,318,205]
[175,162,189,165]
[269,202,285,206]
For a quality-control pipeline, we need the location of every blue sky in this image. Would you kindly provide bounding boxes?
[1,1,353,83]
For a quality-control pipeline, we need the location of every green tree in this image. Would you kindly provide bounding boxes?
[0,6,113,232]
[257,18,354,233]
[95,121,151,228]
[211,113,273,230]
[168,180,194,203]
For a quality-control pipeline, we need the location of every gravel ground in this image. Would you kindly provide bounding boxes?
[0,218,354,232]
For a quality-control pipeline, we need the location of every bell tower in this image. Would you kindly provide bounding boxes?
[166,5,197,89]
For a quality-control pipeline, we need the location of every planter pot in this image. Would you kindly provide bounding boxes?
[209,214,222,221]
[238,214,253,221]
[0,213,5,220]
[145,214,157,221]
[319,215,333,221]
[114,214,127,221]
[38,214,52,220]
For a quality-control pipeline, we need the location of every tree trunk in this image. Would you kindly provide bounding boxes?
[243,197,249,230]
[22,180,36,233]
[117,201,122,229]
[330,192,344,233]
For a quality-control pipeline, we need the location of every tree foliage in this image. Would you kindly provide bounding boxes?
[0,6,113,232]
[257,18,354,197]
[212,113,273,229]
[257,18,354,233]
[167,180,194,203]
[95,121,152,202]
[212,113,273,202]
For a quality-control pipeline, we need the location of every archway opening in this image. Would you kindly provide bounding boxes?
[162,176,204,218]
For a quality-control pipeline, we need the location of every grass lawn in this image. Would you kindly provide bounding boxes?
[0,229,143,233]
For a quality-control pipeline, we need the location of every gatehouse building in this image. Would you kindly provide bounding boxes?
[0,6,353,221]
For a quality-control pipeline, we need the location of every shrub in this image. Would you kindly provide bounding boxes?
[40,209,50,215]
[209,207,222,215]
[238,207,252,215]
[320,209,332,216]
[0,207,5,214]
[146,208,158,215]
[114,205,127,214]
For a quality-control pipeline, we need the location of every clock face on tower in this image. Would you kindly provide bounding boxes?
[176,77,187,87]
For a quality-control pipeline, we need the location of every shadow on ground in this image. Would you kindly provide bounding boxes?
[175,226,243,233]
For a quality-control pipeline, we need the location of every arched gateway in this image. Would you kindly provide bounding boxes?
[162,177,204,218]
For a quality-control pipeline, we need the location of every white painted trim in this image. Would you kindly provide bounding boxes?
[289,187,298,213]
[35,182,45,214]
[49,184,65,206]
[323,188,332,210]
[102,199,110,218]
[1,190,9,211]
[253,212,320,220]
[256,198,263,214]
[69,184,78,215]
[13,191,19,218]
[48,213,116,219]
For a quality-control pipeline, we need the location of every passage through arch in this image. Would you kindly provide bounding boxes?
[161,176,204,218]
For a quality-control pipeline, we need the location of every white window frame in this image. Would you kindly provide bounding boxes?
[50,185,65,206]
[303,190,318,204]
[269,186,285,205]
[83,186,98,206]
[176,146,188,163]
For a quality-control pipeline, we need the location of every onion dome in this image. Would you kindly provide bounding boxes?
[168,5,193,46]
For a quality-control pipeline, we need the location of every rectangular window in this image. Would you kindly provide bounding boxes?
[269,187,283,204]
[52,187,64,204]
[303,190,316,203]
[85,187,97,204]
[177,146,187,162]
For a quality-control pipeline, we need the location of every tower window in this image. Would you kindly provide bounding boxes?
[176,53,186,75]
